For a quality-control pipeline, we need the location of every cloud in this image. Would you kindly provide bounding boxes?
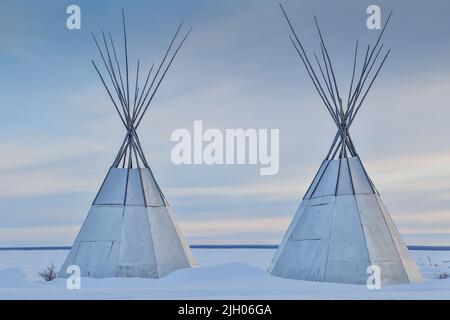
[179,216,289,237]
[0,225,79,246]
[366,150,450,193]
[169,183,303,200]
[401,226,450,234]
[0,140,108,171]
[0,139,111,198]
[0,3,40,58]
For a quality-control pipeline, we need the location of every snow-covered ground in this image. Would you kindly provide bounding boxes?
[0,248,449,299]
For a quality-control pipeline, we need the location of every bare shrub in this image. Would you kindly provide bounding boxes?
[38,263,57,281]
[438,272,449,280]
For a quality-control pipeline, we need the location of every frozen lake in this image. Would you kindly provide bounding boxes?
[0,248,449,299]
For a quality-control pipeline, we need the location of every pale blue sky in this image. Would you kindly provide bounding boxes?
[0,0,450,246]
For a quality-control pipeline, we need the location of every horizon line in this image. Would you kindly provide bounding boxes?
[1,244,450,251]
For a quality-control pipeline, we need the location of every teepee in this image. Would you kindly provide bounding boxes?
[59,11,196,278]
[268,5,422,285]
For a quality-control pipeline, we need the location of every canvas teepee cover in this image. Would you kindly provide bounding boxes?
[268,5,422,285]
[268,156,422,284]
[60,12,196,278]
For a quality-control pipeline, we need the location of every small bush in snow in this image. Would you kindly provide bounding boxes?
[38,263,57,281]
[438,272,449,280]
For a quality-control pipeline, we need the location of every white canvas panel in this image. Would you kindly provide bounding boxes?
[336,158,354,195]
[268,200,310,272]
[376,194,414,262]
[324,261,370,284]
[117,264,158,278]
[326,195,370,264]
[272,196,333,256]
[269,239,324,281]
[166,210,197,266]
[118,206,156,267]
[270,196,334,281]
[147,207,193,277]
[376,261,409,284]
[304,161,328,199]
[291,198,334,240]
[376,194,423,282]
[348,157,373,194]
[309,195,335,206]
[307,239,329,281]
[72,241,113,278]
[58,241,80,278]
[103,240,120,277]
[125,169,146,206]
[75,205,123,242]
[311,160,339,198]
[401,260,424,283]
[140,168,165,207]
[94,168,127,205]
[356,194,401,262]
